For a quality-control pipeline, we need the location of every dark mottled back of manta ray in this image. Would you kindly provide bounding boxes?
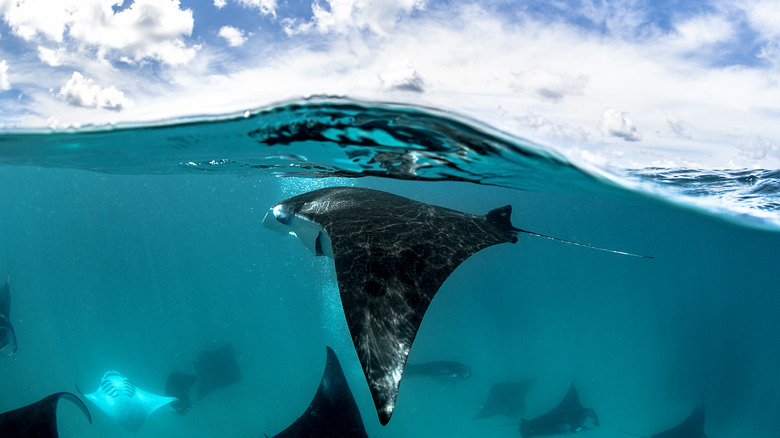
[264,187,518,424]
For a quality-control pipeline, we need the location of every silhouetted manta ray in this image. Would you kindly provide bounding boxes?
[193,344,241,401]
[650,400,707,438]
[79,371,176,433]
[519,382,599,437]
[264,186,651,425]
[0,392,92,437]
[475,378,536,419]
[405,360,473,383]
[165,371,199,415]
[622,400,707,438]
[164,343,241,414]
[267,346,368,438]
[0,273,18,356]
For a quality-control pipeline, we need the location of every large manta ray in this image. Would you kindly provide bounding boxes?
[267,346,368,437]
[0,392,92,437]
[0,273,18,356]
[519,382,599,437]
[263,187,519,424]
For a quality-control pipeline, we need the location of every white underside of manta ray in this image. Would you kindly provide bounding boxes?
[80,371,177,434]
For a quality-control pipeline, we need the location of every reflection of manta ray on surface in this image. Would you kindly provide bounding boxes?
[80,371,177,434]
[0,273,18,356]
[519,382,599,437]
[0,392,92,437]
[475,378,536,419]
[264,187,650,425]
[268,346,368,438]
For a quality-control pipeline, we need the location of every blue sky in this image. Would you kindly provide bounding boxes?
[1,0,779,169]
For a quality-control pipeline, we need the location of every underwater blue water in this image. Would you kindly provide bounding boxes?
[0,98,778,437]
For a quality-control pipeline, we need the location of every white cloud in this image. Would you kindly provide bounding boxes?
[740,0,780,40]
[665,114,691,139]
[379,59,425,92]
[0,60,9,90]
[600,108,642,142]
[0,0,197,65]
[237,0,277,17]
[37,46,67,67]
[671,14,734,51]
[213,0,227,8]
[511,69,588,103]
[297,0,427,35]
[515,112,591,143]
[739,135,778,161]
[218,25,247,46]
[58,72,133,111]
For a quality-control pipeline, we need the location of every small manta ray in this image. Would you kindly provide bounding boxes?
[474,378,537,420]
[79,371,176,434]
[622,400,707,438]
[0,273,18,356]
[0,392,92,438]
[519,382,599,437]
[164,343,241,415]
[264,187,649,425]
[165,371,199,415]
[193,344,241,401]
[267,346,368,438]
[405,360,473,384]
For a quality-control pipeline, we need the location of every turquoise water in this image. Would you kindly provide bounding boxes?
[0,98,778,437]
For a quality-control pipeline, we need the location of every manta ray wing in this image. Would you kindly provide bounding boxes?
[0,276,17,356]
[82,371,176,434]
[651,400,707,438]
[474,378,536,419]
[271,346,368,438]
[0,392,92,438]
[265,187,518,424]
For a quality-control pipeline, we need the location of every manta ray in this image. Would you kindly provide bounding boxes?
[474,378,537,419]
[644,400,707,438]
[0,273,18,356]
[164,343,242,415]
[0,392,92,437]
[405,360,473,383]
[193,344,241,401]
[268,346,368,438]
[165,371,199,415]
[519,382,599,437]
[79,371,176,433]
[264,186,650,425]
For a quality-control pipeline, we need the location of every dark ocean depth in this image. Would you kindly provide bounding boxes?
[0,99,778,437]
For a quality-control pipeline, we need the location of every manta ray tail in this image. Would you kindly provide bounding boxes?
[511,226,654,259]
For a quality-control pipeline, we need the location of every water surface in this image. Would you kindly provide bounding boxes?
[0,98,778,437]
